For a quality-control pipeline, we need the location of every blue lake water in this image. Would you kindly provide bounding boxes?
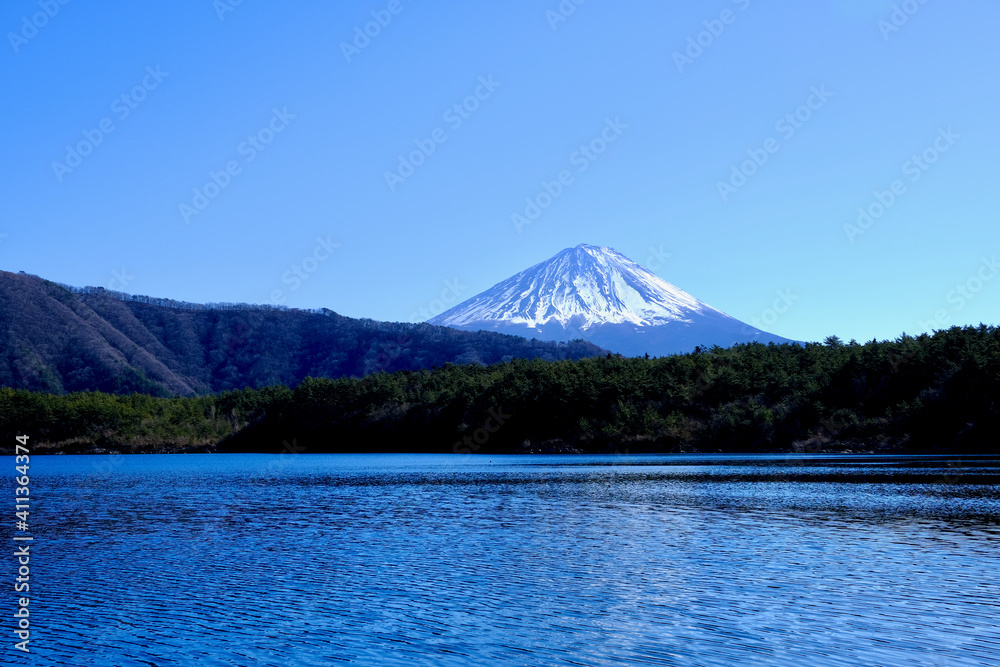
[14,453,1000,666]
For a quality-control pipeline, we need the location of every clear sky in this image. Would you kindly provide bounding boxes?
[2,0,998,343]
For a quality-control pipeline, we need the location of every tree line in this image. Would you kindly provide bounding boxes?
[3,325,999,455]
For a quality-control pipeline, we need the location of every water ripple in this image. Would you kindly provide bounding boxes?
[12,454,1000,666]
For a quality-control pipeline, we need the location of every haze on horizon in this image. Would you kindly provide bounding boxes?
[3,0,999,345]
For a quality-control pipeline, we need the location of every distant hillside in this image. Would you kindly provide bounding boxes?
[0,271,605,396]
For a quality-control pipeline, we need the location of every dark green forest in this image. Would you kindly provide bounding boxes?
[4,325,999,455]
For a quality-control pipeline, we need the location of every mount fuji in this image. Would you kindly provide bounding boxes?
[427,244,798,357]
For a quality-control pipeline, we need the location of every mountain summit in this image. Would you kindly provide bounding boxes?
[428,244,796,356]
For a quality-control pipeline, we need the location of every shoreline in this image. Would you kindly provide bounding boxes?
[25,438,941,457]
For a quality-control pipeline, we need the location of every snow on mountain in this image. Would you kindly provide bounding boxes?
[428,244,797,357]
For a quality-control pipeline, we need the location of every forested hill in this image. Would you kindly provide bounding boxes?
[0,270,605,396]
[3,325,999,455]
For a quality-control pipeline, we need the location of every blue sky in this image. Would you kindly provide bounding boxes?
[2,0,998,343]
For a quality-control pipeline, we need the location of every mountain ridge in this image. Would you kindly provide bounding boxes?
[0,270,605,396]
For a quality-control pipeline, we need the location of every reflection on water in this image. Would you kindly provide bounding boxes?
[21,454,1000,666]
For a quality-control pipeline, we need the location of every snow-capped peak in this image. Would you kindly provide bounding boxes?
[429,244,727,331]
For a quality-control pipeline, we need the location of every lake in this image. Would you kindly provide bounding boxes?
[19,453,1000,666]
